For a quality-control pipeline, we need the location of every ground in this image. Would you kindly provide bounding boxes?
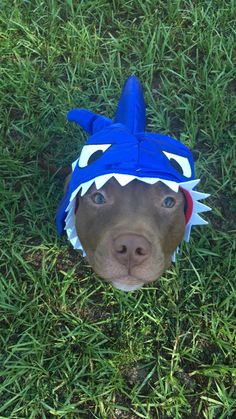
[0,0,236,418]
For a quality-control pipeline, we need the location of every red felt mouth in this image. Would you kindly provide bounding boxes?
[180,187,193,225]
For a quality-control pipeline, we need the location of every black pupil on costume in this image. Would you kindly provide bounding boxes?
[87,150,104,165]
[169,158,183,175]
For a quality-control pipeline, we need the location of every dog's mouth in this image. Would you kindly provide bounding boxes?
[109,275,145,292]
[109,276,145,292]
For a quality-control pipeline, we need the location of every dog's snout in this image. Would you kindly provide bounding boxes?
[113,234,151,267]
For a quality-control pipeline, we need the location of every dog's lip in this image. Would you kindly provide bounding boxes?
[111,276,145,292]
[109,275,144,285]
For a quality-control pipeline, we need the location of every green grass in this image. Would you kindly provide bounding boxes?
[0,0,236,417]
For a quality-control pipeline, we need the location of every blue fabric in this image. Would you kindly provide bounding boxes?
[114,75,146,133]
[56,76,195,235]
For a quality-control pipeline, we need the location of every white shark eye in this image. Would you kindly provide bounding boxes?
[163,151,192,178]
[78,144,111,168]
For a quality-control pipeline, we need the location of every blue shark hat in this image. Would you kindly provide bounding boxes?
[56,76,211,261]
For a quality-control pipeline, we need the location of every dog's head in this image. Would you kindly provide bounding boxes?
[56,76,210,291]
[74,178,187,291]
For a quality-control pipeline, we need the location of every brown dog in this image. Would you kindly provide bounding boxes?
[68,176,186,291]
[58,77,210,291]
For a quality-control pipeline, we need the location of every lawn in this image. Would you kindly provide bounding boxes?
[0,0,236,417]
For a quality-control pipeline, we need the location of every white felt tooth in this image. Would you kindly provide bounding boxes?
[67,225,75,235]
[194,202,212,213]
[65,212,74,224]
[191,214,208,225]
[65,200,74,212]
[137,177,160,185]
[191,191,210,201]
[65,208,72,218]
[67,226,85,252]
[70,186,82,202]
[66,209,74,219]
[74,240,83,250]
[69,231,78,241]
[67,228,77,240]
[161,179,179,192]
[72,158,79,171]
[180,179,200,191]
[66,227,73,236]
[94,174,114,189]
[74,237,84,251]
[64,204,86,253]
[184,224,192,242]
[68,229,77,240]
[70,236,79,248]
[171,246,179,262]
[66,227,74,239]
[65,216,75,229]
[114,174,135,186]
[80,179,94,196]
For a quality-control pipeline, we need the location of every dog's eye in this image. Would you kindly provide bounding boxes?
[163,196,176,208]
[163,151,192,178]
[91,192,106,204]
[78,144,111,168]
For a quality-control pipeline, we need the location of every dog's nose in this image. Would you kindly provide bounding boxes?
[113,234,151,267]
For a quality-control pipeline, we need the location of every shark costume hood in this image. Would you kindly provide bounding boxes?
[56,76,211,260]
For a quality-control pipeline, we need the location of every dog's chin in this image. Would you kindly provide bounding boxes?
[110,276,145,292]
[112,281,144,292]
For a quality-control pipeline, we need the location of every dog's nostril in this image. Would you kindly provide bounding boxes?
[136,247,145,256]
[113,234,151,267]
[117,245,127,254]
